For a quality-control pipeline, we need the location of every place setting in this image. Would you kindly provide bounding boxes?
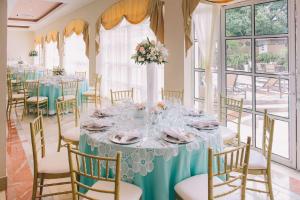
[109,130,142,145]
[81,120,112,133]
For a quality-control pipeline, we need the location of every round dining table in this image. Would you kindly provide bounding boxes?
[79,103,223,200]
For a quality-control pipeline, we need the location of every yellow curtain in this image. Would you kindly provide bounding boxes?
[45,31,60,50]
[182,0,233,54]
[34,35,44,47]
[64,19,89,57]
[95,0,164,54]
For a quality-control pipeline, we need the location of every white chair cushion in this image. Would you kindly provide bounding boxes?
[248,150,267,170]
[57,95,76,101]
[27,96,48,103]
[62,126,80,142]
[219,126,237,143]
[175,174,241,200]
[38,149,69,174]
[12,93,24,100]
[83,90,99,96]
[85,180,142,200]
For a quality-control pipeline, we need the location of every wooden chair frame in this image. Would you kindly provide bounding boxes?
[82,75,102,107]
[6,79,26,120]
[246,110,275,200]
[219,95,244,146]
[67,145,121,200]
[75,71,87,80]
[161,88,184,104]
[24,81,48,116]
[56,99,79,152]
[30,115,72,199]
[60,80,79,101]
[110,88,134,105]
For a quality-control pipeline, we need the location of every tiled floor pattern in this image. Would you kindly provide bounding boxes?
[6,104,300,200]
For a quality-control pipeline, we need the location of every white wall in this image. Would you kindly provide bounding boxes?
[7,29,34,64]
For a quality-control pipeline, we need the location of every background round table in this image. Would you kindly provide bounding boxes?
[79,104,223,200]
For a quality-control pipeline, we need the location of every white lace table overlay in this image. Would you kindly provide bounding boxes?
[80,103,223,182]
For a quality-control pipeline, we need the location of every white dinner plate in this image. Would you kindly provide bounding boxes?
[161,132,196,144]
[109,134,141,145]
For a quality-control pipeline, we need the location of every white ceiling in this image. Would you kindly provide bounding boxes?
[7,0,95,31]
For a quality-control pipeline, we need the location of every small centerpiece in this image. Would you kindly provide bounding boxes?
[53,66,65,76]
[157,101,167,110]
[29,50,38,57]
[134,103,146,119]
[132,38,168,109]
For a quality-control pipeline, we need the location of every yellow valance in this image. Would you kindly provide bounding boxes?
[34,35,44,46]
[95,0,164,54]
[64,19,89,57]
[182,0,233,54]
[45,31,60,50]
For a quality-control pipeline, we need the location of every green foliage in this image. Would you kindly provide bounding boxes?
[226,6,251,36]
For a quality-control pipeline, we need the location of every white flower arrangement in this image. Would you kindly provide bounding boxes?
[131,38,168,65]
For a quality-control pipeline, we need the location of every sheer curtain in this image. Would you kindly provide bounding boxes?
[34,44,44,66]
[97,19,164,103]
[64,33,89,78]
[193,4,220,114]
[45,41,59,69]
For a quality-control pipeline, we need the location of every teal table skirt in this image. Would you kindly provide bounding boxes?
[39,80,88,115]
[12,70,44,81]
[79,133,222,200]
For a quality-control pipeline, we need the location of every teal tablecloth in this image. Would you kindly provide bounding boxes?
[11,70,44,81]
[79,128,222,200]
[39,80,88,115]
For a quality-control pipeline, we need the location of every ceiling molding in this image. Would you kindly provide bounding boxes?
[7,25,29,28]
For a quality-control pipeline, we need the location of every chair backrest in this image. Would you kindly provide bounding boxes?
[24,81,40,98]
[161,88,184,104]
[30,114,46,175]
[262,109,275,168]
[110,88,133,104]
[56,99,79,139]
[60,80,79,100]
[67,145,121,200]
[219,95,244,145]
[208,137,251,200]
[7,79,13,100]
[75,71,86,80]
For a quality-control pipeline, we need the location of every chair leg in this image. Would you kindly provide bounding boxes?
[6,103,10,120]
[267,171,274,200]
[39,177,44,200]
[32,174,38,200]
[57,137,62,152]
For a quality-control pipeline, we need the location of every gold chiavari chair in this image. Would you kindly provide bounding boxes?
[24,69,35,81]
[246,109,275,199]
[219,95,244,146]
[175,137,251,200]
[161,88,184,104]
[30,114,72,199]
[75,71,87,80]
[58,80,79,102]
[6,79,26,120]
[67,145,143,200]
[82,74,102,107]
[110,88,134,105]
[56,99,80,152]
[24,81,48,116]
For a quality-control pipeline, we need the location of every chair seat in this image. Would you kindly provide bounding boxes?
[62,126,80,142]
[248,150,267,170]
[26,96,48,103]
[175,174,241,200]
[57,95,76,101]
[38,149,69,174]
[83,90,100,97]
[220,126,237,144]
[86,180,142,200]
[12,93,24,100]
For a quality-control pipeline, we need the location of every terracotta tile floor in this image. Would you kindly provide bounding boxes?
[6,104,300,200]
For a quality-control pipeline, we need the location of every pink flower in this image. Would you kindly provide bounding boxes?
[139,47,145,52]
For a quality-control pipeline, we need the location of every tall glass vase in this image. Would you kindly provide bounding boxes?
[146,63,158,110]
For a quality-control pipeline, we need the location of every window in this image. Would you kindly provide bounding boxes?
[222,0,296,167]
[97,19,164,102]
[64,33,89,78]
[45,41,59,69]
[34,44,43,66]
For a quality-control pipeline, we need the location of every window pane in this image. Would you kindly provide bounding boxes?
[255,38,288,74]
[226,74,252,109]
[226,39,251,72]
[256,115,289,158]
[255,0,288,35]
[255,77,288,118]
[226,6,252,37]
[194,71,205,99]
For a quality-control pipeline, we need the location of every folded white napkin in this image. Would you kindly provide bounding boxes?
[190,120,219,129]
[82,121,109,129]
[92,109,111,118]
[114,131,140,143]
[163,128,190,142]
